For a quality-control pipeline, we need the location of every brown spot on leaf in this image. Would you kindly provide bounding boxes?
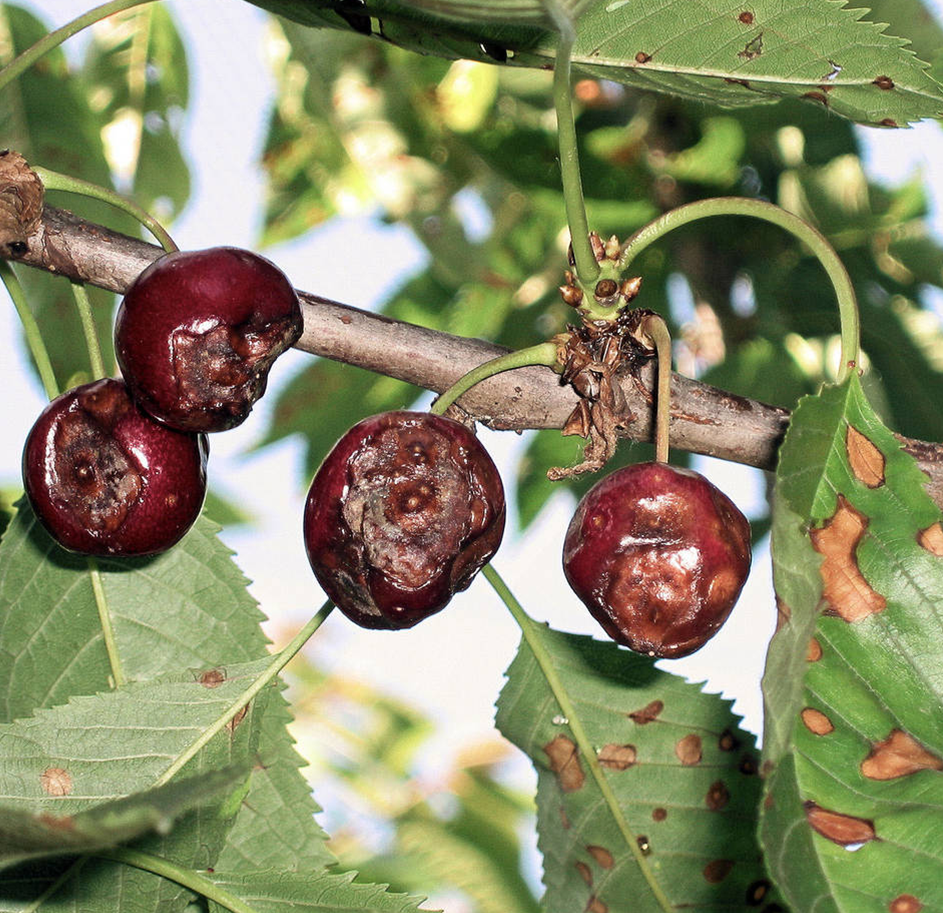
[629,699,663,724]
[598,743,637,770]
[761,760,775,779]
[775,596,791,631]
[738,33,763,60]
[587,897,608,913]
[802,708,835,735]
[739,11,755,24]
[575,861,592,885]
[739,754,759,776]
[725,77,752,88]
[803,91,829,106]
[636,834,651,855]
[544,735,585,792]
[652,807,667,821]
[587,845,615,869]
[918,522,943,556]
[200,668,226,688]
[41,767,72,797]
[706,779,730,810]
[38,812,75,831]
[676,734,702,766]
[861,729,943,780]
[807,637,823,662]
[560,805,572,829]
[635,51,651,64]
[846,425,885,487]
[873,75,895,90]
[890,896,923,913]
[747,879,772,905]
[804,801,876,846]
[810,495,887,622]
[704,859,734,883]
[719,729,740,751]
[881,119,899,128]
[227,703,249,732]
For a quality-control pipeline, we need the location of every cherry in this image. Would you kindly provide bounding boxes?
[562,461,751,658]
[22,378,208,557]
[303,411,506,629]
[114,247,303,433]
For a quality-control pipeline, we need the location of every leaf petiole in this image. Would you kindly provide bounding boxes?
[70,280,108,380]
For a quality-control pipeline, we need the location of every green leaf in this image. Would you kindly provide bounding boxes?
[496,627,769,913]
[852,0,943,76]
[761,373,943,909]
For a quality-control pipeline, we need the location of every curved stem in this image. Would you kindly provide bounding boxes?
[430,342,559,416]
[640,314,671,463]
[620,197,860,382]
[153,600,334,788]
[100,848,258,913]
[34,166,177,253]
[0,260,58,399]
[0,0,157,94]
[483,563,674,913]
[70,281,107,379]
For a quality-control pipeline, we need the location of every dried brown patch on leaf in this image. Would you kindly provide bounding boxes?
[775,596,791,631]
[586,897,608,913]
[40,767,72,797]
[199,668,226,688]
[918,522,943,556]
[804,801,876,846]
[801,708,835,735]
[575,861,592,885]
[675,733,702,766]
[719,729,740,751]
[890,895,923,913]
[652,807,667,821]
[861,729,943,780]
[706,779,730,810]
[38,812,75,831]
[810,495,887,622]
[846,425,885,487]
[873,75,895,90]
[747,880,772,905]
[227,703,249,732]
[598,743,637,770]
[739,754,759,776]
[544,735,585,792]
[560,805,572,829]
[629,699,663,725]
[587,845,615,869]
[807,637,823,662]
[703,859,734,883]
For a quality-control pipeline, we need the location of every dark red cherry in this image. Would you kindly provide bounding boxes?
[563,462,751,658]
[22,378,208,557]
[114,247,303,433]
[303,411,506,629]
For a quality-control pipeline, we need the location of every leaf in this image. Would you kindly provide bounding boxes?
[496,627,770,913]
[852,0,943,74]
[0,766,249,871]
[761,373,943,910]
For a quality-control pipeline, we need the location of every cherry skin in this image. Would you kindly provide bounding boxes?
[303,411,506,629]
[114,247,303,433]
[22,378,208,557]
[563,462,751,658]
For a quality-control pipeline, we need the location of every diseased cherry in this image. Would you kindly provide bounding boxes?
[114,247,303,433]
[22,378,208,557]
[563,461,751,658]
[303,411,506,629]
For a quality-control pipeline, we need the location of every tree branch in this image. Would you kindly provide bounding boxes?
[11,204,943,509]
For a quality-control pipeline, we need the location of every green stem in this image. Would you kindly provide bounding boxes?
[0,0,158,94]
[430,342,559,416]
[34,166,177,253]
[0,260,58,399]
[620,197,860,382]
[70,281,107,379]
[548,5,598,285]
[100,848,258,913]
[639,313,671,463]
[88,558,126,688]
[483,564,674,913]
[153,600,334,787]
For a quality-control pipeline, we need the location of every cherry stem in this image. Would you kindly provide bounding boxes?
[429,342,559,417]
[34,166,178,254]
[0,260,58,399]
[549,4,599,286]
[152,600,335,788]
[482,563,675,913]
[0,0,157,94]
[640,313,672,463]
[620,197,860,383]
[100,848,258,913]
[70,281,108,380]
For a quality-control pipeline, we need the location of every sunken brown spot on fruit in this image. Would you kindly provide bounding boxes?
[41,767,72,797]
[873,75,895,90]
[846,425,885,487]
[703,859,734,883]
[747,879,771,905]
[801,708,835,735]
[227,704,249,732]
[652,807,667,821]
[706,780,730,810]
[598,743,637,770]
[635,51,651,63]
[586,897,608,913]
[738,11,754,24]
[575,861,592,885]
[810,495,887,622]
[807,637,823,661]
[918,522,943,556]
[587,845,614,869]
[629,699,663,725]
[719,729,740,751]
[200,668,226,688]
[890,895,923,913]
[676,734,702,766]
[861,729,943,780]
[544,735,585,792]
[804,801,876,846]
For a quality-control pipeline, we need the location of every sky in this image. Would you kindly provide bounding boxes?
[8,0,943,866]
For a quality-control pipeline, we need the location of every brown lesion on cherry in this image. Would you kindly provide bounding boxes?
[861,729,943,780]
